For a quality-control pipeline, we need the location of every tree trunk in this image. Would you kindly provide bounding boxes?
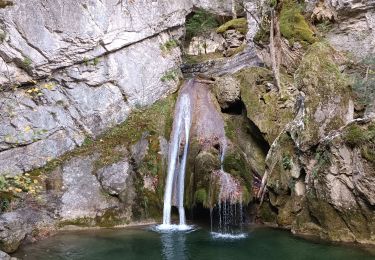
[269,9,281,91]
[232,0,237,19]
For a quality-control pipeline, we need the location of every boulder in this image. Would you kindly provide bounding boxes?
[59,155,120,222]
[214,76,241,110]
[97,160,132,196]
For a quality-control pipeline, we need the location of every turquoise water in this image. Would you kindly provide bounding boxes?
[14,226,375,260]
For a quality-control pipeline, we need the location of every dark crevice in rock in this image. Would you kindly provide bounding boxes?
[309,210,321,226]
[188,203,211,224]
[243,111,270,154]
[220,99,244,115]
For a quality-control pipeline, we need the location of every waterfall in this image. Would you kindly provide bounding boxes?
[211,141,246,238]
[161,87,192,227]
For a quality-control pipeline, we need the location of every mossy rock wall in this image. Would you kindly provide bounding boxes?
[235,67,296,144]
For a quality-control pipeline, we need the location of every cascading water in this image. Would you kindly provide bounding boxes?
[211,138,246,239]
[159,81,193,230]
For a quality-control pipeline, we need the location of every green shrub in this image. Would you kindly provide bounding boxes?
[343,124,368,148]
[20,57,32,70]
[160,39,179,52]
[282,155,292,170]
[186,8,219,39]
[160,69,178,82]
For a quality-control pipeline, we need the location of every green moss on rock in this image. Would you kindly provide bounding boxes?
[195,188,207,204]
[217,18,248,35]
[235,67,295,144]
[295,42,351,146]
[279,0,317,44]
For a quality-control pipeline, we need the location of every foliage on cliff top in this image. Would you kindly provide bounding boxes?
[216,18,248,35]
[279,0,316,44]
[186,8,219,39]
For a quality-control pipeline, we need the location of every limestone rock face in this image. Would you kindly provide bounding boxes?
[306,0,375,58]
[97,160,132,196]
[0,209,54,253]
[59,155,120,221]
[0,0,236,176]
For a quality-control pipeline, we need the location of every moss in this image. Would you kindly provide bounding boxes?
[160,69,179,82]
[279,0,316,45]
[58,217,95,228]
[343,124,368,148]
[294,42,351,144]
[325,116,345,133]
[182,52,223,65]
[20,57,32,71]
[28,93,176,180]
[241,186,251,205]
[195,188,207,204]
[235,67,294,143]
[186,8,219,39]
[311,149,331,179]
[258,202,277,223]
[343,121,375,166]
[308,199,356,242]
[223,149,252,196]
[282,154,292,171]
[95,208,128,227]
[160,39,179,52]
[216,18,248,35]
[225,44,246,57]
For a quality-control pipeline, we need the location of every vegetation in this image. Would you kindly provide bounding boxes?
[83,57,100,66]
[185,8,219,39]
[316,20,333,34]
[160,69,179,82]
[311,149,331,178]
[350,55,375,109]
[216,18,248,35]
[0,174,42,212]
[343,122,375,166]
[282,155,292,171]
[279,0,316,45]
[183,52,223,64]
[20,57,32,71]
[160,39,179,52]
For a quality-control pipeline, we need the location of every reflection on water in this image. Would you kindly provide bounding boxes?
[13,226,375,260]
[161,232,188,260]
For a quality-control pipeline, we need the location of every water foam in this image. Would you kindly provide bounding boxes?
[211,232,247,240]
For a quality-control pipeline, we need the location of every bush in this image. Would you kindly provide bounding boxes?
[160,39,179,52]
[186,9,219,39]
